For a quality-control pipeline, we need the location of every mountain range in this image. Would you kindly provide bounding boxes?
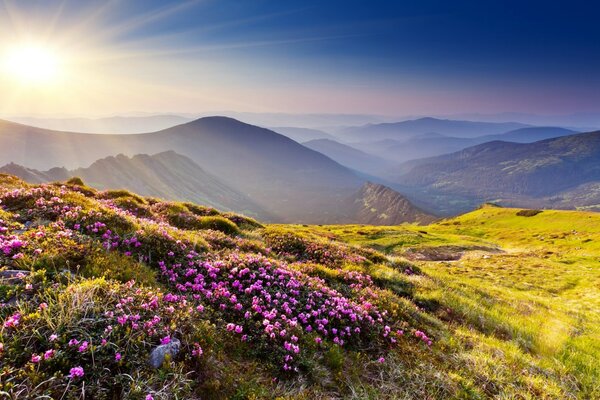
[350,127,577,163]
[388,130,600,212]
[338,117,529,142]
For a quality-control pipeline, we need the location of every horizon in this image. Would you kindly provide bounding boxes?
[2,0,600,118]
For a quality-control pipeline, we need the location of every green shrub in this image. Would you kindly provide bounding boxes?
[66,176,85,186]
[198,216,240,235]
[516,209,543,217]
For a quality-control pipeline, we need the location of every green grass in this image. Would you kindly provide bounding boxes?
[279,205,600,398]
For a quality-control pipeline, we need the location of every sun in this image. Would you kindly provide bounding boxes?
[3,44,62,85]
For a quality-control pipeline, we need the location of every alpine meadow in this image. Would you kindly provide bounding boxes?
[1,1,599,399]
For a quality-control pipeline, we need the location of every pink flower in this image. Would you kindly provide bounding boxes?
[31,354,41,363]
[78,341,89,352]
[38,302,48,311]
[115,352,122,361]
[192,343,203,357]
[3,313,21,328]
[0,343,3,352]
[146,395,154,400]
[160,336,171,345]
[68,366,84,379]
[44,349,55,360]
[377,357,385,363]
[226,323,235,332]
[49,334,58,342]
[68,339,79,346]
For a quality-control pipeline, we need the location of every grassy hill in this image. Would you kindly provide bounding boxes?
[1,176,598,399]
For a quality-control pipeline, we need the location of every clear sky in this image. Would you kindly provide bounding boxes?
[0,0,599,117]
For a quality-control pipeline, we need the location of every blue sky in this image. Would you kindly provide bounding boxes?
[1,0,599,116]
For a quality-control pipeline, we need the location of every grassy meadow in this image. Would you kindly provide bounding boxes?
[274,205,600,398]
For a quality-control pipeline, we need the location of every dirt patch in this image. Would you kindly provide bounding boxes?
[403,245,503,261]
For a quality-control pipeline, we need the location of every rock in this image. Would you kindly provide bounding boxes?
[149,338,181,368]
[0,269,30,283]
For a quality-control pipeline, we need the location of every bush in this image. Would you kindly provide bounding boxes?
[197,216,240,235]
[516,209,543,217]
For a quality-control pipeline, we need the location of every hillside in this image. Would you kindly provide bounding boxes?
[302,139,391,174]
[343,182,436,225]
[388,130,600,210]
[339,117,528,141]
[1,176,597,399]
[0,117,363,223]
[1,152,271,219]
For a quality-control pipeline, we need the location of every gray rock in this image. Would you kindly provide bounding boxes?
[0,270,30,283]
[149,338,181,368]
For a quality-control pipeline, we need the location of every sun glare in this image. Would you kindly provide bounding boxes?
[3,44,62,85]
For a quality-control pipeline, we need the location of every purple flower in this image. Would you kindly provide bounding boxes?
[69,366,84,379]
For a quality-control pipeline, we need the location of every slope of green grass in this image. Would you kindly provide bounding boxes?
[283,206,600,398]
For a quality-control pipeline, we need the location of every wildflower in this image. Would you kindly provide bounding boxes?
[68,339,79,346]
[378,357,385,363]
[39,302,48,311]
[160,336,171,345]
[44,349,55,360]
[3,313,20,328]
[49,334,58,342]
[115,352,122,361]
[226,323,235,332]
[31,354,41,363]
[146,395,154,400]
[68,366,84,379]
[78,341,89,352]
[192,343,203,357]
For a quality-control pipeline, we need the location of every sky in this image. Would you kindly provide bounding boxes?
[0,0,599,117]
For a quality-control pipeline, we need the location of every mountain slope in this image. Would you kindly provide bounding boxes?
[302,139,391,174]
[271,127,337,142]
[10,115,193,134]
[343,182,436,225]
[339,117,529,141]
[0,151,272,219]
[388,130,600,209]
[0,117,363,223]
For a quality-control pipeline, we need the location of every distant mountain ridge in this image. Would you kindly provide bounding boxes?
[388,130,600,212]
[302,139,391,175]
[339,117,529,141]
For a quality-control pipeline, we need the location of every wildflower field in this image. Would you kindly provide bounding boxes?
[0,175,598,399]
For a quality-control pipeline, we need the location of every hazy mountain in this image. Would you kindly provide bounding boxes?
[302,139,391,175]
[339,117,529,141]
[1,152,272,219]
[10,115,193,134]
[343,182,436,225]
[271,127,338,142]
[0,117,365,222]
[351,127,577,163]
[387,130,600,212]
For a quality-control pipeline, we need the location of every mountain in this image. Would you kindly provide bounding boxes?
[271,127,338,142]
[339,117,529,141]
[0,117,364,223]
[10,115,193,134]
[343,182,436,225]
[0,152,272,219]
[387,130,600,212]
[350,127,577,163]
[302,139,391,175]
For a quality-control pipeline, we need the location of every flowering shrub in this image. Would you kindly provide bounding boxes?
[0,178,433,398]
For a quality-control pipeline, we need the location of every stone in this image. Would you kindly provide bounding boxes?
[148,338,181,368]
